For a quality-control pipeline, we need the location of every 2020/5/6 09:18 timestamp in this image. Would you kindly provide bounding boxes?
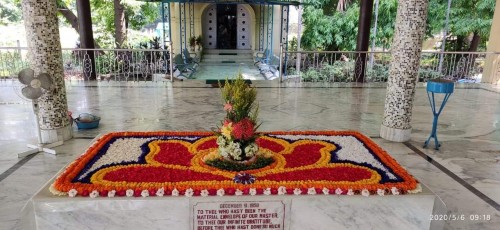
[430,214,492,221]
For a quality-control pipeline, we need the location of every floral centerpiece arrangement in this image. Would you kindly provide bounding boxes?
[204,74,273,172]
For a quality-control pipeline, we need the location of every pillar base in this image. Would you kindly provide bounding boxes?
[380,124,411,142]
[40,124,73,144]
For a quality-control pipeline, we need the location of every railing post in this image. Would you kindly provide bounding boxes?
[170,42,174,82]
[279,43,284,82]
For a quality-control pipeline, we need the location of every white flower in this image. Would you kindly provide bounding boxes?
[293,188,302,195]
[231,141,241,150]
[107,190,116,198]
[219,148,229,158]
[235,189,243,196]
[90,190,99,198]
[185,188,194,197]
[126,189,134,197]
[278,186,287,195]
[141,190,150,197]
[172,188,179,196]
[249,188,257,196]
[377,189,385,196]
[231,147,242,159]
[244,143,259,158]
[322,188,329,195]
[68,189,78,197]
[408,184,422,194]
[216,136,226,146]
[335,188,343,195]
[361,189,370,197]
[244,145,252,156]
[347,189,354,196]
[263,188,271,195]
[307,188,317,195]
[391,187,400,195]
[217,188,225,196]
[156,188,165,197]
[201,189,209,197]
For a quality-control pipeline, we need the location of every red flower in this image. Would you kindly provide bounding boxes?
[232,118,255,140]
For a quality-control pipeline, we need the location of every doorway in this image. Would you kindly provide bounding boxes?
[216,4,237,49]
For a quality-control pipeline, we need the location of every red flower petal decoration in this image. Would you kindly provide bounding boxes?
[195,138,218,151]
[283,143,325,168]
[259,167,373,182]
[256,137,285,153]
[103,166,228,182]
[153,142,193,166]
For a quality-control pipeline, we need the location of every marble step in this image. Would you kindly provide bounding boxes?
[202,54,254,59]
[204,49,253,55]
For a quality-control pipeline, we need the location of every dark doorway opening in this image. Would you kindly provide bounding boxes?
[217,4,237,49]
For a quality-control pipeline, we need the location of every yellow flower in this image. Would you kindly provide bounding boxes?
[221,123,233,139]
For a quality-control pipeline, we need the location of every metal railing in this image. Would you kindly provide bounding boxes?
[1,47,499,84]
[279,50,500,83]
[0,47,174,82]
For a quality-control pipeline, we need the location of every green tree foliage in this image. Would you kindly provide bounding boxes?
[301,0,495,52]
[301,0,359,51]
[301,0,399,51]
[0,0,22,25]
[370,0,397,49]
[91,0,159,48]
[428,0,495,51]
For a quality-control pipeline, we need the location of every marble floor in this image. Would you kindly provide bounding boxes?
[0,80,499,229]
[191,63,264,80]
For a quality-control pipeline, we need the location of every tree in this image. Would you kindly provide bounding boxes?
[0,0,22,25]
[114,0,126,48]
[428,0,495,52]
[370,0,398,50]
[301,0,360,51]
[55,0,159,48]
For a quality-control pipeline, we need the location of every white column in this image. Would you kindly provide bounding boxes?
[380,0,429,142]
[482,0,500,84]
[22,0,72,143]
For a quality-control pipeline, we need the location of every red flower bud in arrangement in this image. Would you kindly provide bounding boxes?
[232,118,255,140]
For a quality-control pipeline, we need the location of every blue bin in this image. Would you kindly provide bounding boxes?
[74,113,100,129]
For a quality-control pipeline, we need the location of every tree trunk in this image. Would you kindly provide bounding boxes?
[468,31,481,52]
[114,0,127,48]
[57,4,101,49]
[58,6,79,32]
[463,31,481,79]
[354,0,374,82]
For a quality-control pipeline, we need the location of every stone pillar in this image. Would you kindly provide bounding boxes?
[22,0,72,143]
[380,0,429,142]
[482,0,500,84]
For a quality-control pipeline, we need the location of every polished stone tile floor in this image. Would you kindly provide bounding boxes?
[192,63,264,80]
[0,80,498,229]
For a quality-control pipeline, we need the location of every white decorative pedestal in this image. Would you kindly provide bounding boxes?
[22,179,445,230]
